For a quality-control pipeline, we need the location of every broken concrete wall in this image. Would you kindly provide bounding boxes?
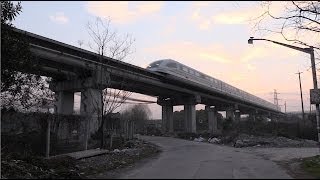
[1,110,90,156]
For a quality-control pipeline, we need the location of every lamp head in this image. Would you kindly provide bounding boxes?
[248,37,254,44]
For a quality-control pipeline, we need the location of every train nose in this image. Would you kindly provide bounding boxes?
[147,67,156,71]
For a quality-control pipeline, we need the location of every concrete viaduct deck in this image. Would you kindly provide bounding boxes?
[10,27,283,136]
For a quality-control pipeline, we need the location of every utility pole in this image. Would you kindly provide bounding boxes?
[274,89,280,111]
[285,101,286,113]
[248,38,320,151]
[296,71,305,123]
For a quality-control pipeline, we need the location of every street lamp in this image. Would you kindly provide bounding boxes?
[248,37,320,145]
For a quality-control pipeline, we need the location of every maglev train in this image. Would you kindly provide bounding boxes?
[146,59,279,111]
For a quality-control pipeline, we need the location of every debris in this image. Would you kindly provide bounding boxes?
[113,149,120,153]
[232,133,318,148]
[208,138,221,144]
[234,140,245,148]
[2,139,161,179]
[194,137,206,142]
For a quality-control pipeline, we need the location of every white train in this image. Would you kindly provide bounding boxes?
[146,59,279,111]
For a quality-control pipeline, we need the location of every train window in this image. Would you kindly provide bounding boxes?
[167,62,177,68]
[182,66,188,72]
[147,60,162,68]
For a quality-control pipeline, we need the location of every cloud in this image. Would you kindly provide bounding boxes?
[189,1,218,30]
[246,63,256,71]
[86,1,164,24]
[188,1,286,30]
[199,20,211,30]
[49,12,69,24]
[212,2,285,25]
[144,41,232,64]
[160,16,177,36]
[199,52,231,64]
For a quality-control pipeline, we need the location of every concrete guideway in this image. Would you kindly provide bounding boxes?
[10,27,284,138]
[117,136,318,179]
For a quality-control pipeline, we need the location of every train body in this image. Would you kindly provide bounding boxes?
[146,59,279,111]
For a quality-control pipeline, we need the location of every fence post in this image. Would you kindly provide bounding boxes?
[46,118,51,158]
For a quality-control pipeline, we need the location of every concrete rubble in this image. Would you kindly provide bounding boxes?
[208,137,221,144]
[233,133,318,148]
[193,137,206,142]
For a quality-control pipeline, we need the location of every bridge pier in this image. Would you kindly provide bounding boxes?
[184,104,196,133]
[205,105,217,134]
[183,96,200,133]
[50,69,109,150]
[80,88,102,134]
[248,109,258,122]
[226,108,235,121]
[54,91,74,114]
[161,105,174,133]
[235,110,241,123]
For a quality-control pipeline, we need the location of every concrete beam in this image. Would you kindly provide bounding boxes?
[157,94,201,106]
[55,91,74,115]
[49,70,110,92]
[29,41,281,115]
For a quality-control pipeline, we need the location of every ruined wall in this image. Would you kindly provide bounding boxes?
[1,110,90,156]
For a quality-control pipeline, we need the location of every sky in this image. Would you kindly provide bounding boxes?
[13,1,319,119]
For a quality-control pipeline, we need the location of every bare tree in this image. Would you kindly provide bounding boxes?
[252,1,320,71]
[85,17,135,148]
[121,104,151,139]
[1,75,54,112]
[1,1,56,113]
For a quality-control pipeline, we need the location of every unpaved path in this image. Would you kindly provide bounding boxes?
[117,136,312,179]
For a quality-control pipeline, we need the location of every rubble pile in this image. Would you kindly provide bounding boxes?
[193,137,206,142]
[1,155,82,179]
[233,133,318,148]
[208,137,221,144]
[76,139,161,177]
[1,139,161,179]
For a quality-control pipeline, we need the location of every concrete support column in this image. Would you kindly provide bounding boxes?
[205,106,217,134]
[250,110,258,122]
[249,113,256,122]
[268,112,271,118]
[161,105,173,133]
[235,110,241,123]
[55,91,74,115]
[80,88,102,149]
[226,108,235,121]
[184,104,196,133]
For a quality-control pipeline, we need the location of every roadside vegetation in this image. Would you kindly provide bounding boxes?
[301,155,320,179]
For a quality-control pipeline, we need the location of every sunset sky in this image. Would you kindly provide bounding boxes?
[13,1,319,119]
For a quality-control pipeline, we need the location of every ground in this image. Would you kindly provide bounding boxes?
[1,138,161,179]
[117,136,319,179]
[2,135,319,179]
